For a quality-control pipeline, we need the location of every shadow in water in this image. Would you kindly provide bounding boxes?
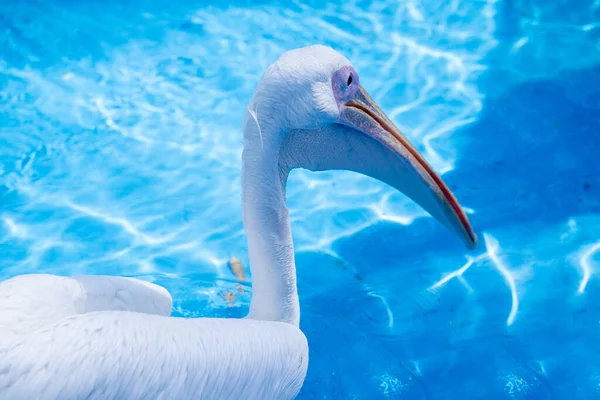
[446,64,600,231]
[298,64,600,398]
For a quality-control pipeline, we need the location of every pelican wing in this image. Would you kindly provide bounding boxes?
[0,274,172,342]
[0,312,308,400]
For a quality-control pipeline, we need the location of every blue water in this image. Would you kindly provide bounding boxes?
[1,0,599,398]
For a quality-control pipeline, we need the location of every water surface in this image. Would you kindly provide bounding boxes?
[1,0,599,398]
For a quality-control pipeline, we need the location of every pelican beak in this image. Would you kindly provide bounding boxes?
[339,85,477,249]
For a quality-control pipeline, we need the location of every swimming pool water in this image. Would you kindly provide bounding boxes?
[1,0,599,398]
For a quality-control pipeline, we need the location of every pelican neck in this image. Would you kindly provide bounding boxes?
[241,128,300,326]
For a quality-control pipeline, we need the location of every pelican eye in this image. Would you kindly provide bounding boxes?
[347,75,353,86]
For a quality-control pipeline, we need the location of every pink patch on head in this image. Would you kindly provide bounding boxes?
[331,66,359,109]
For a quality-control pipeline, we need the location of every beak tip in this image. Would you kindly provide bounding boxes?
[465,232,478,251]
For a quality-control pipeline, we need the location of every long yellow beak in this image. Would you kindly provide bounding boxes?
[339,85,477,249]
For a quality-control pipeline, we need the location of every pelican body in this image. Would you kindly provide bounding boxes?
[0,46,476,399]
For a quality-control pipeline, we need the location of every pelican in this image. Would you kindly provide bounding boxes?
[0,45,476,399]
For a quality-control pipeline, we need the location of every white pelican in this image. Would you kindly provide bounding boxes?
[0,45,476,399]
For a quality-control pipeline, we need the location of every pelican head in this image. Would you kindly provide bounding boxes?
[244,45,477,249]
